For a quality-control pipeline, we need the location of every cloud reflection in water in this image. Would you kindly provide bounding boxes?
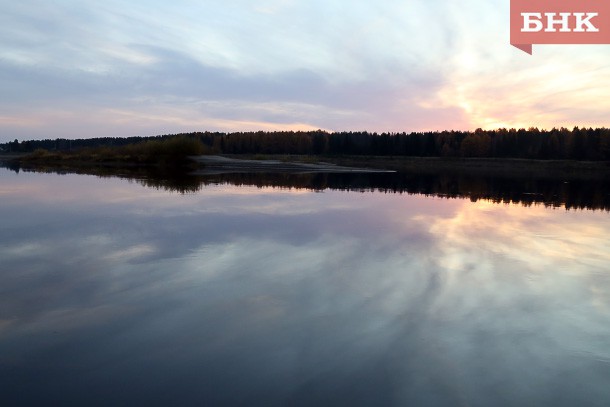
[0,169,609,406]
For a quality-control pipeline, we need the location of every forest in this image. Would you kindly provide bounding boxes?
[2,127,610,161]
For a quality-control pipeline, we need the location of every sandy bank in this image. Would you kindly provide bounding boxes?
[190,155,394,174]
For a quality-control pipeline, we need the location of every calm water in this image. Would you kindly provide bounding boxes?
[1,168,609,406]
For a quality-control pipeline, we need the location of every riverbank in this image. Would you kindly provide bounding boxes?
[3,152,610,179]
[215,154,610,179]
[0,154,26,162]
[190,155,393,174]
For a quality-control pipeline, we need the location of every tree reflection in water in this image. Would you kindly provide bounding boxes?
[4,162,609,211]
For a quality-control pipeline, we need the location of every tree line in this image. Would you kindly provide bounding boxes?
[3,127,610,160]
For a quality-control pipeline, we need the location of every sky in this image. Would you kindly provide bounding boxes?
[1,0,610,142]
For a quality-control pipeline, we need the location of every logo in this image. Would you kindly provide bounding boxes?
[510,0,610,54]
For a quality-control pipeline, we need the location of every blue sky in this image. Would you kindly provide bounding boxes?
[1,0,610,142]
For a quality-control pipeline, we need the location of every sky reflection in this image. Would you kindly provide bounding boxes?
[0,169,609,406]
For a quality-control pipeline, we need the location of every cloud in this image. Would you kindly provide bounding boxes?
[1,0,609,141]
[0,41,458,137]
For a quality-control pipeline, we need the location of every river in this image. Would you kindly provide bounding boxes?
[1,168,609,406]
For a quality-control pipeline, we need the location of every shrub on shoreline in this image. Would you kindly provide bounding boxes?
[21,136,205,166]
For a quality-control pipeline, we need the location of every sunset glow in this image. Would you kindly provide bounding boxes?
[1,1,609,142]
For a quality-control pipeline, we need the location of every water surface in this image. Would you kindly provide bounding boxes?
[1,168,609,406]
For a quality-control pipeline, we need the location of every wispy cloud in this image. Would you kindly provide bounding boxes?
[1,0,609,141]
